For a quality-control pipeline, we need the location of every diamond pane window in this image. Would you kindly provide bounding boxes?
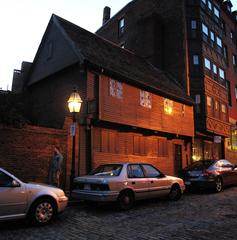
[109,79,123,99]
[164,99,173,115]
[140,90,152,108]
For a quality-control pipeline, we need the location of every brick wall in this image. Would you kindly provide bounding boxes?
[0,121,69,189]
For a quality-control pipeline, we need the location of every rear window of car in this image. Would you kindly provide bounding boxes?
[89,164,123,177]
[189,160,215,170]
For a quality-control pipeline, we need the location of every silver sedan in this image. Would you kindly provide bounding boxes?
[72,163,185,210]
[0,168,68,225]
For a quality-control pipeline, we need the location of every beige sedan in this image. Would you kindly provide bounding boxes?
[0,168,68,225]
[72,163,185,210]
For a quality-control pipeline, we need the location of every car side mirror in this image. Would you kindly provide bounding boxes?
[11,180,20,187]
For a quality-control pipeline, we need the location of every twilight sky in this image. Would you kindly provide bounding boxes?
[0,0,236,90]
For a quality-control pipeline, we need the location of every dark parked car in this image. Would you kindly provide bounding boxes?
[180,159,237,192]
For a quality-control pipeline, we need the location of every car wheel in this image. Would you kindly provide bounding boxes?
[118,191,134,210]
[85,200,98,208]
[168,185,182,201]
[29,198,56,225]
[215,177,223,193]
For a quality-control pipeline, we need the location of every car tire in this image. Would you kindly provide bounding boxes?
[118,190,134,210]
[29,197,56,225]
[85,200,98,208]
[215,177,223,193]
[168,185,182,201]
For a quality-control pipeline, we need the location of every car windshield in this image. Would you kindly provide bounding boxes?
[189,160,215,170]
[89,164,123,177]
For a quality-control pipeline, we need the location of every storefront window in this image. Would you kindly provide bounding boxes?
[230,127,237,150]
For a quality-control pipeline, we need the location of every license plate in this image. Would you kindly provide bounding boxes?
[84,184,91,190]
[185,181,191,185]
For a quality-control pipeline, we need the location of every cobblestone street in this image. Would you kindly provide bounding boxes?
[1,187,237,240]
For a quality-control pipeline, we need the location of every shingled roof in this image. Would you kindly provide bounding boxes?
[53,14,193,105]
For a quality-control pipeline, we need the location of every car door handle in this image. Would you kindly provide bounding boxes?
[132,182,135,184]
[151,181,154,183]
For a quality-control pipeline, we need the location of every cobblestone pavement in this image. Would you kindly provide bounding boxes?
[1,187,237,240]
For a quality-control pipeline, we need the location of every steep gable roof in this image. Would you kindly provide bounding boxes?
[37,14,193,105]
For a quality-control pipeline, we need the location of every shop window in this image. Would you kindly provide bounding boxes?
[230,127,237,150]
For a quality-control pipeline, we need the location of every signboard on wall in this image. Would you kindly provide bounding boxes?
[214,136,222,144]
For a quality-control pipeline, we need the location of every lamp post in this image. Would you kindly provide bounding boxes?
[67,88,82,195]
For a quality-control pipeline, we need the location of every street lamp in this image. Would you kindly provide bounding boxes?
[67,88,82,195]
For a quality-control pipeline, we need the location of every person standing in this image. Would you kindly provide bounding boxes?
[49,147,63,187]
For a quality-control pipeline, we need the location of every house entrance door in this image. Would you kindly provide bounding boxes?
[174,144,182,176]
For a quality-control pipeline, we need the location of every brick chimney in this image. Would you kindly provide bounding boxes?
[103,6,111,25]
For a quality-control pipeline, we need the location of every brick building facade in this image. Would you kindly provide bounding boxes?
[97,0,237,162]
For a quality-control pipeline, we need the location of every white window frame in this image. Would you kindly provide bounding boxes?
[202,23,209,36]
[204,58,211,70]
[193,55,199,65]
[214,7,220,18]
[208,1,212,10]
[119,18,125,35]
[233,55,236,66]
[210,31,215,41]
[219,68,225,80]
[216,36,222,48]
[213,64,217,74]
[191,20,197,29]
